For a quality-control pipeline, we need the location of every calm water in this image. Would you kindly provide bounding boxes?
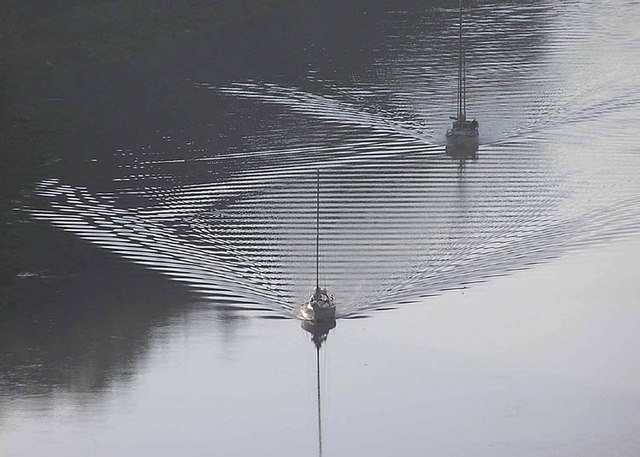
[3,1,640,455]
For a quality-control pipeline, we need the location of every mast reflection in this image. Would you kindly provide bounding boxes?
[302,318,336,457]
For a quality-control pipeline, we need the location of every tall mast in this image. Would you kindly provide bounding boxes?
[457,0,463,120]
[316,169,320,291]
[463,48,467,119]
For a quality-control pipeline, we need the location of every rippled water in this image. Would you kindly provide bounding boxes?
[4,1,640,455]
[25,1,640,317]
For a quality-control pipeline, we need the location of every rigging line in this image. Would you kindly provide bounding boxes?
[463,48,467,118]
[458,0,463,120]
[316,169,320,291]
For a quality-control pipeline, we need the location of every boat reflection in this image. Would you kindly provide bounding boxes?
[446,142,478,161]
[302,317,336,350]
[446,142,478,171]
[301,318,336,457]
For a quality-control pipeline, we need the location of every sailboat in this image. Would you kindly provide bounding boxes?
[300,169,336,322]
[446,0,479,152]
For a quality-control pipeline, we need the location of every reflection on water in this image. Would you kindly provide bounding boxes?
[445,142,478,166]
[302,318,336,457]
[3,1,640,455]
[0,230,198,397]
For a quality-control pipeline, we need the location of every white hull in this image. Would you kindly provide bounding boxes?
[300,287,336,321]
[300,300,336,322]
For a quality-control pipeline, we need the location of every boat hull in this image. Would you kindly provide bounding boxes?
[446,136,478,158]
[299,301,336,322]
[446,130,479,157]
[301,317,336,336]
[446,131,479,146]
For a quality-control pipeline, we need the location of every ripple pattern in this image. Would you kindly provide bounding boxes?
[26,1,640,318]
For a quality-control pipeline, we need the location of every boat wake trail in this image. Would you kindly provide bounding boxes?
[27,127,640,318]
[28,179,294,313]
[24,1,640,318]
[212,81,436,144]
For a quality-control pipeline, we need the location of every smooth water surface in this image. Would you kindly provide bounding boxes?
[2,1,640,455]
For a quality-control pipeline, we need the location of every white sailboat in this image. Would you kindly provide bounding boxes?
[446,0,479,152]
[300,169,336,322]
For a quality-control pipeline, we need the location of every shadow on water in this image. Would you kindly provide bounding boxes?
[0,222,250,401]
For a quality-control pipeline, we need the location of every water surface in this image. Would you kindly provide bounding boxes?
[3,1,640,455]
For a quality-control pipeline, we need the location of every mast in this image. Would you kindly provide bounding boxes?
[457,0,463,121]
[316,169,320,291]
[463,48,467,119]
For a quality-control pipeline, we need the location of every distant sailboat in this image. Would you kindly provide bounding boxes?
[300,169,336,322]
[446,0,479,153]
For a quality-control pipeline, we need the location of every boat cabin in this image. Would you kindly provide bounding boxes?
[449,119,478,136]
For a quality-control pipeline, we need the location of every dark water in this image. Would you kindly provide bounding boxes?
[3,1,640,455]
